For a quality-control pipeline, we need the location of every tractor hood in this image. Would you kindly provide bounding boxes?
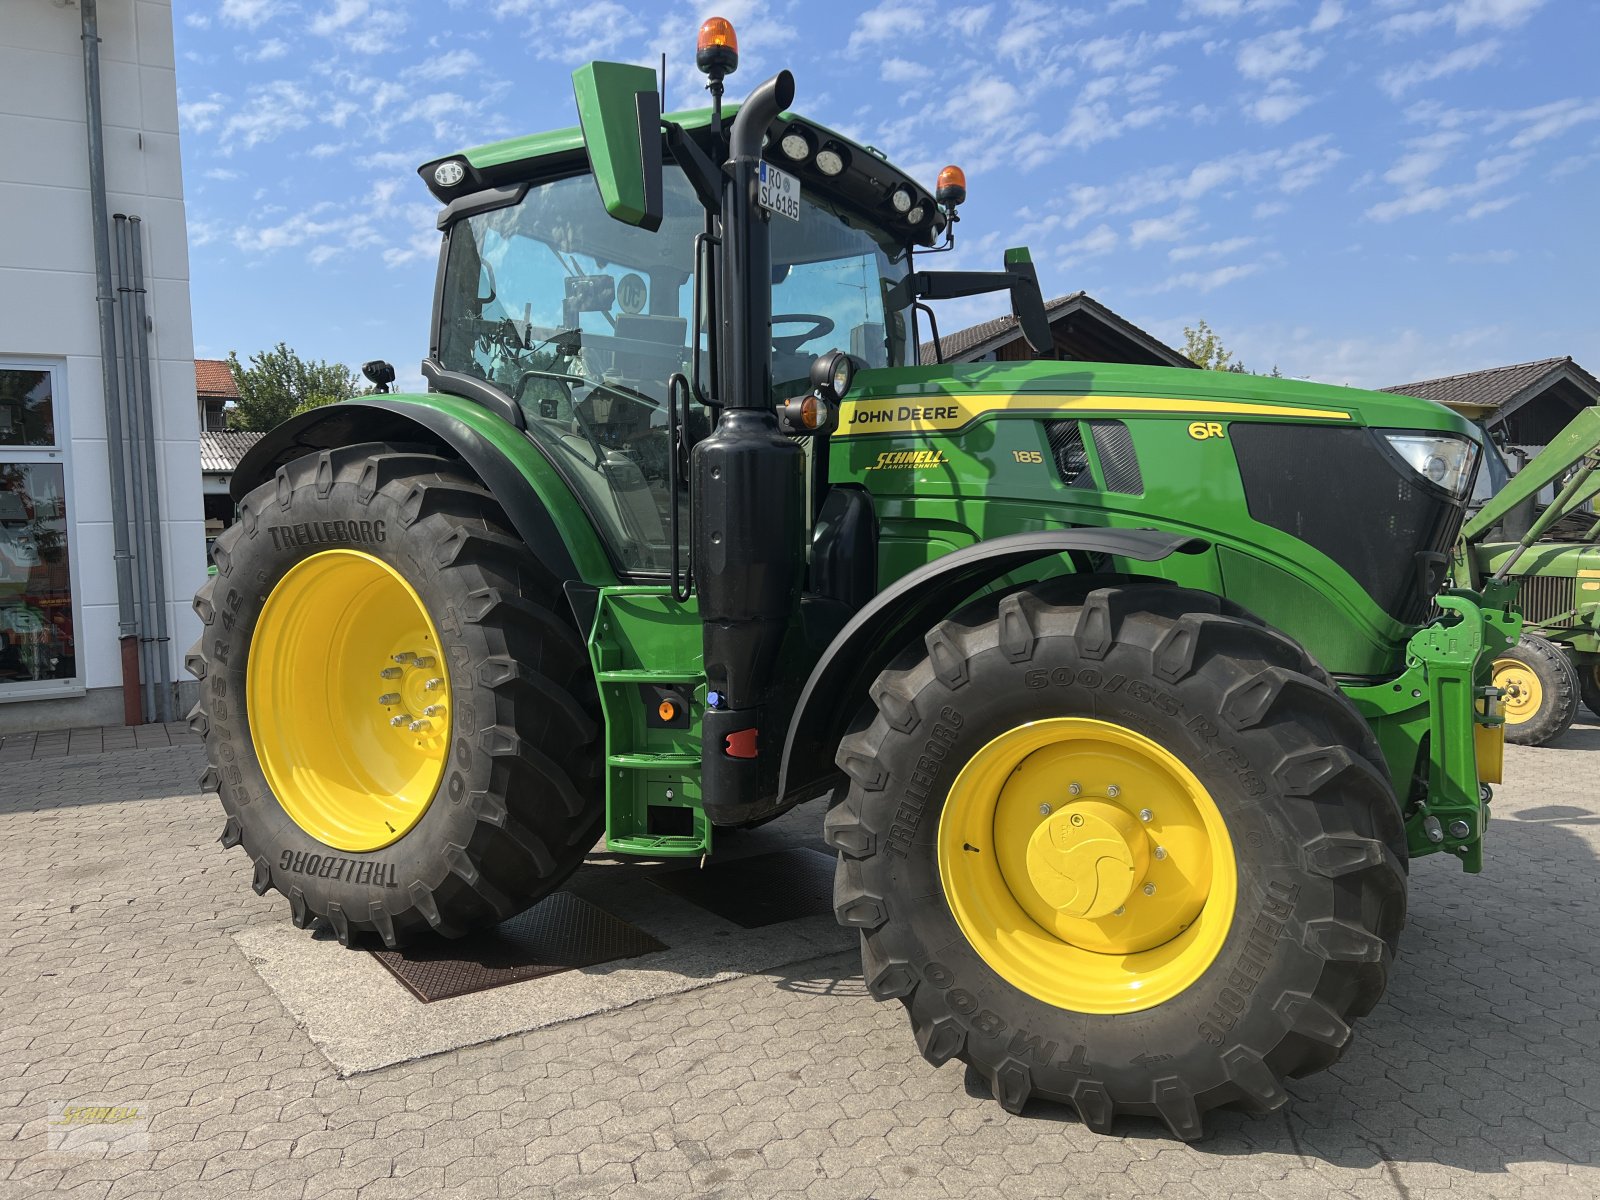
[835,359,1482,439]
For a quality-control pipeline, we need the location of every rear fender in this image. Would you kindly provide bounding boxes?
[775,528,1209,807]
[230,396,618,587]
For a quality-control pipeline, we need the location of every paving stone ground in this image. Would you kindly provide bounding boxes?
[3,717,1599,1199]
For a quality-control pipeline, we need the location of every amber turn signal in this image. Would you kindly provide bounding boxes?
[658,699,677,722]
[936,164,967,208]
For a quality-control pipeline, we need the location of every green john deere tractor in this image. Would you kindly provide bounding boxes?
[193,22,1516,1138]
[1444,401,1600,744]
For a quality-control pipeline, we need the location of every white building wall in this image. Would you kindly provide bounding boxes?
[0,0,204,729]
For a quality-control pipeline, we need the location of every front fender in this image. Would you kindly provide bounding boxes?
[231,396,618,587]
[775,528,1209,807]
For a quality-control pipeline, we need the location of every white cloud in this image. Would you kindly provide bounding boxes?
[1378,0,1543,38]
[1459,193,1523,218]
[848,0,924,55]
[1505,98,1600,148]
[1147,262,1264,292]
[1130,207,1200,247]
[1448,248,1517,263]
[1366,149,1528,220]
[949,5,993,37]
[1379,39,1500,98]
[405,49,483,82]
[1308,1,1344,31]
[308,143,348,159]
[1247,79,1313,124]
[1060,223,1120,262]
[203,167,242,181]
[243,38,290,62]
[219,80,315,151]
[309,0,368,36]
[184,13,212,29]
[943,79,1020,130]
[1253,199,1289,218]
[219,0,279,29]
[1237,29,1323,80]
[179,99,225,133]
[1182,0,1291,16]
[1170,235,1257,261]
[880,58,927,85]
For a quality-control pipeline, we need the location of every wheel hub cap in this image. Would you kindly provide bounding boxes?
[938,718,1236,1014]
[1025,800,1147,919]
[1492,659,1540,724]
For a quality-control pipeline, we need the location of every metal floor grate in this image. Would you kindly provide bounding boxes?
[369,891,666,1003]
[649,847,836,928]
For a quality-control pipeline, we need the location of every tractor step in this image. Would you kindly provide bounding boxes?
[589,586,711,857]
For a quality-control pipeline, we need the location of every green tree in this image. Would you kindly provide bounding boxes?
[1182,319,1241,372]
[226,343,360,431]
[1181,320,1285,377]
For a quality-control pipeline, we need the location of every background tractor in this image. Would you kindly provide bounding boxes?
[1442,400,1600,744]
[193,19,1514,1138]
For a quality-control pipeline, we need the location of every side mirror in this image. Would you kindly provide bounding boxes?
[572,61,663,232]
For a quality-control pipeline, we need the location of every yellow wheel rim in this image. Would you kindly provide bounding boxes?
[247,549,451,852]
[938,718,1236,1014]
[1492,658,1542,725]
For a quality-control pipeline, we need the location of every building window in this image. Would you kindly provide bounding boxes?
[1,365,78,697]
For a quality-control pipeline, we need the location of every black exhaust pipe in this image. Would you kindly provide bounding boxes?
[694,70,807,824]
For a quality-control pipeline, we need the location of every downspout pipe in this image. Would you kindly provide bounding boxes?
[115,215,156,723]
[129,217,173,722]
[81,0,143,725]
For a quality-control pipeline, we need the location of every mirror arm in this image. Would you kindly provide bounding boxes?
[664,121,723,215]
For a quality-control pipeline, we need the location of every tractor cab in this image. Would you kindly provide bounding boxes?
[423,128,924,573]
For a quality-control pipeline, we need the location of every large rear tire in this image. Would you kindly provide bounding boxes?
[1494,633,1578,746]
[190,443,602,947]
[826,582,1406,1138]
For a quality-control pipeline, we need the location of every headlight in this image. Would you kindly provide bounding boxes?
[1383,433,1479,497]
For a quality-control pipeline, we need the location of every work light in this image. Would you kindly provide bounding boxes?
[890,187,913,213]
[816,144,847,176]
[780,129,811,161]
[810,349,855,402]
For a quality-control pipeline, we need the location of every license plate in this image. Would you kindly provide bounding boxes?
[758,161,800,222]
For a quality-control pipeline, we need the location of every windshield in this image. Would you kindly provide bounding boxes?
[437,167,911,573]
[1468,422,1514,508]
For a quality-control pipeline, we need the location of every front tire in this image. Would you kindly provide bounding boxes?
[1494,633,1578,746]
[825,583,1406,1138]
[190,443,602,947]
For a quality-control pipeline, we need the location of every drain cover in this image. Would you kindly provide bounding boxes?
[650,847,835,928]
[369,891,665,1003]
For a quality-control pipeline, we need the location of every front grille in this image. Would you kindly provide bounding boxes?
[1231,424,1468,625]
[1513,575,1576,624]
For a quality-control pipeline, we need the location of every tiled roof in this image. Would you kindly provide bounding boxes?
[920,291,1192,368]
[1381,357,1600,411]
[200,430,263,473]
[195,358,239,399]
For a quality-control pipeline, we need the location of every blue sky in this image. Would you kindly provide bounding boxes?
[174,0,1599,391]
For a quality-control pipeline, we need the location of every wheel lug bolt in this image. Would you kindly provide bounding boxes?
[379,666,402,680]
[413,656,437,669]
[1139,808,1153,823]
[424,677,444,691]
[1107,785,1121,798]
[392,651,415,664]
[1113,906,1126,916]
[408,719,432,734]
[1068,782,1082,796]
[378,693,401,706]
[422,705,444,718]
[1039,803,1052,815]
[1154,846,1167,860]
[390,714,411,727]
[1143,883,1156,896]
